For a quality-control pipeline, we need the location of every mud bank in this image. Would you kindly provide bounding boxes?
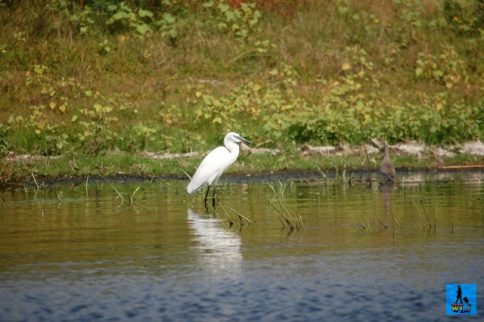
[11,166,483,191]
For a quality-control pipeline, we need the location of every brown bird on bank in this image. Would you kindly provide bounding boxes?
[380,143,396,182]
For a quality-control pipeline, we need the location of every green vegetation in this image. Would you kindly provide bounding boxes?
[1,150,482,189]
[0,0,483,185]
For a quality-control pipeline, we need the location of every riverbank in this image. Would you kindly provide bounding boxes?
[1,1,482,188]
[2,140,483,189]
[1,1,483,160]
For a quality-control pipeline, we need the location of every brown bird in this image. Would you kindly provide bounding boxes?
[379,143,396,182]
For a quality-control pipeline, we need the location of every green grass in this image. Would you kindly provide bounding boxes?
[0,0,483,186]
[2,148,483,189]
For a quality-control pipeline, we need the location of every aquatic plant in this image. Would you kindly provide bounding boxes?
[104,178,143,207]
[268,199,303,233]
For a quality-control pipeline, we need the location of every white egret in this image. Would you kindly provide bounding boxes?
[187,132,252,207]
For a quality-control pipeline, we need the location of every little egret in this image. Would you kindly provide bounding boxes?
[379,143,396,182]
[187,132,252,208]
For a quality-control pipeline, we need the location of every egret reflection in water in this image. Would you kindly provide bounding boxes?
[187,208,242,275]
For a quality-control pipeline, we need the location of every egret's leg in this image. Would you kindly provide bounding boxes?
[204,186,211,209]
[211,186,217,208]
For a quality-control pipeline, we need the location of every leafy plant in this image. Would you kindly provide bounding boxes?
[415,45,469,88]
[69,5,95,35]
[76,104,118,154]
[443,0,482,37]
[155,12,180,41]
[106,2,154,36]
[203,0,262,40]
[118,123,158,152]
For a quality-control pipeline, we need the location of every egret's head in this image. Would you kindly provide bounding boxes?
[225,132,252,145]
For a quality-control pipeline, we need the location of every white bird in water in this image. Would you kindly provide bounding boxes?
[187,132,252,208]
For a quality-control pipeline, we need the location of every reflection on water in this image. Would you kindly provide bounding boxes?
[0,174,483,321]
[188,208,242,275]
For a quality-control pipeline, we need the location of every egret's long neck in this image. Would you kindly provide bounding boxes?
[225,141,240,155]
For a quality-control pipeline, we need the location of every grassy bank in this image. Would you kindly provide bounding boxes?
[2,148,483,189]
[0,0,483,185]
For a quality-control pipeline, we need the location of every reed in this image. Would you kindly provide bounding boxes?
[129,186,141,206]
[217,203,253,230]
[268,198,302,232]
[55,190,64,204]
[31,172,40,190]
[415,200,435,233]
[103,179,140,206]
[84,175,89,198]
[104,179,125,205]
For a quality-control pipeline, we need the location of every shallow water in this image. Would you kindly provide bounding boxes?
[0,173,483,321]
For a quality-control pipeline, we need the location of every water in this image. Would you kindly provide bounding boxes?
[0,173,483,321]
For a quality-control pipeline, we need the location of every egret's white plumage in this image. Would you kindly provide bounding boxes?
[187,132,250,194]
